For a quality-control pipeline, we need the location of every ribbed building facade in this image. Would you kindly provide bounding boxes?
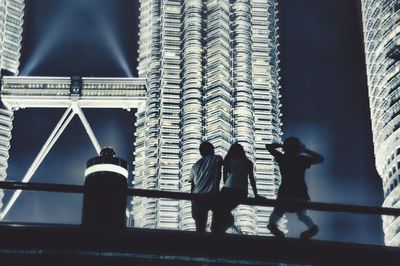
[133,0,283,235]
[0,0,23,209]
[361,0,400,245]
[0,109,12,209]
[0,0,24,74]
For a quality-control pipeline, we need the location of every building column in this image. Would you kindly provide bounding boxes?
[204,0,233,155]
[0,108,13,210]
[157,0,182,229]
[251,0,284,235]
[179,0,204,231]
[231,0,257,235]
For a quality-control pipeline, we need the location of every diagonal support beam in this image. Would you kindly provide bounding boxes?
[0,104,103,220]
[0,107,75,220]
[72,104,101,155]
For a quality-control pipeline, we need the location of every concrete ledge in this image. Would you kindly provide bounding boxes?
[0,223,398,265]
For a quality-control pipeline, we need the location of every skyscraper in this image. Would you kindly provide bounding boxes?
[0,0,24,209]
[133,0,283,235]
[361,0,400,245]
[0,0,24,75]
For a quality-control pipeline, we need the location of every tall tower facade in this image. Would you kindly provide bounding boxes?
[0,0,24,75]
[133,0,282,235]
[361,0,400,245]
[0,0,24,209]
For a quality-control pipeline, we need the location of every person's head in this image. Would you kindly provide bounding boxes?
[226,142,247,161]
[283,137,301,155]
[199,141,214,157]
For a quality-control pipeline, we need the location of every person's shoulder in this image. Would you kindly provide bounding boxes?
[211,154,224,164]
[196,155,220,165]
[192,157,204,168]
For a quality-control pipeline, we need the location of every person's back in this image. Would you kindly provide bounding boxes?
[191,154,223,194]
[190,141,223,232]
[276,154,313,200]
[224,159,251,193]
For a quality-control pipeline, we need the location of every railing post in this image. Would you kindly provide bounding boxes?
[81,147,128,232]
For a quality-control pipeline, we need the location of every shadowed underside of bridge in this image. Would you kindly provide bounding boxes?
[0,224,398,266]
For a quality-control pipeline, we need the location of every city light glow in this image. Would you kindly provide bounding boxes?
[21,1,133,77]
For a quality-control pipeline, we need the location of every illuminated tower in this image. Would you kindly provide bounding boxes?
[0,0,24,75]
[0,0,24,209]
[133,0,283,235]
[361,0,400,245]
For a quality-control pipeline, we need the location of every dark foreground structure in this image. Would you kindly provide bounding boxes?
[0,222,399,266]
[0,180,400,265]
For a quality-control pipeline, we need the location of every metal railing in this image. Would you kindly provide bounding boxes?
[0,180,399,266]
[0,180,399,217]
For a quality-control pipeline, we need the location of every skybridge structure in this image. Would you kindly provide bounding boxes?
[0,76,146,219]
[1,76,146,110]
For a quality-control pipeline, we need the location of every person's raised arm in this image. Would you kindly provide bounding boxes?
[266,143,283,159]
[248,161,259,197]
[302,146,324,164]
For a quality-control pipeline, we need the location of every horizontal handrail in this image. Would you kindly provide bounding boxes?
[130,188,400,216]
[0,181,84,194]
[0,181,399,217]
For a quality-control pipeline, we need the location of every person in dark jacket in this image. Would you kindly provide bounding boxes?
[266,137,324,239]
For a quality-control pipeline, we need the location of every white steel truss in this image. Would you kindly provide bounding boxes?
[0,76,146,219]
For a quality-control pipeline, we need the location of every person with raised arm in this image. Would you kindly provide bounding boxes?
[266,137,324,239]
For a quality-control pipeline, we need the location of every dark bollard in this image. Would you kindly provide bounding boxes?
[82,147,128,232]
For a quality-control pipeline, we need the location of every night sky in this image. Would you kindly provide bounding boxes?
[3,0,384,245]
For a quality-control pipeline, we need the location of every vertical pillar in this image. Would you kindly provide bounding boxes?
[82,148,128,231]
[252,0,285,235]
[0,0,25,74]
[157,0,181,229]
[134,0,162,229]
[132,105,146,227]
[232,0,256,235]
[0,108,13,210]
[179,0,204,231]
[204,0,233,155]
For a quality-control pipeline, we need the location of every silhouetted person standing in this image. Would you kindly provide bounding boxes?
[212,143,259,233]
[190,141,223,232]
[266,137,324,239]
